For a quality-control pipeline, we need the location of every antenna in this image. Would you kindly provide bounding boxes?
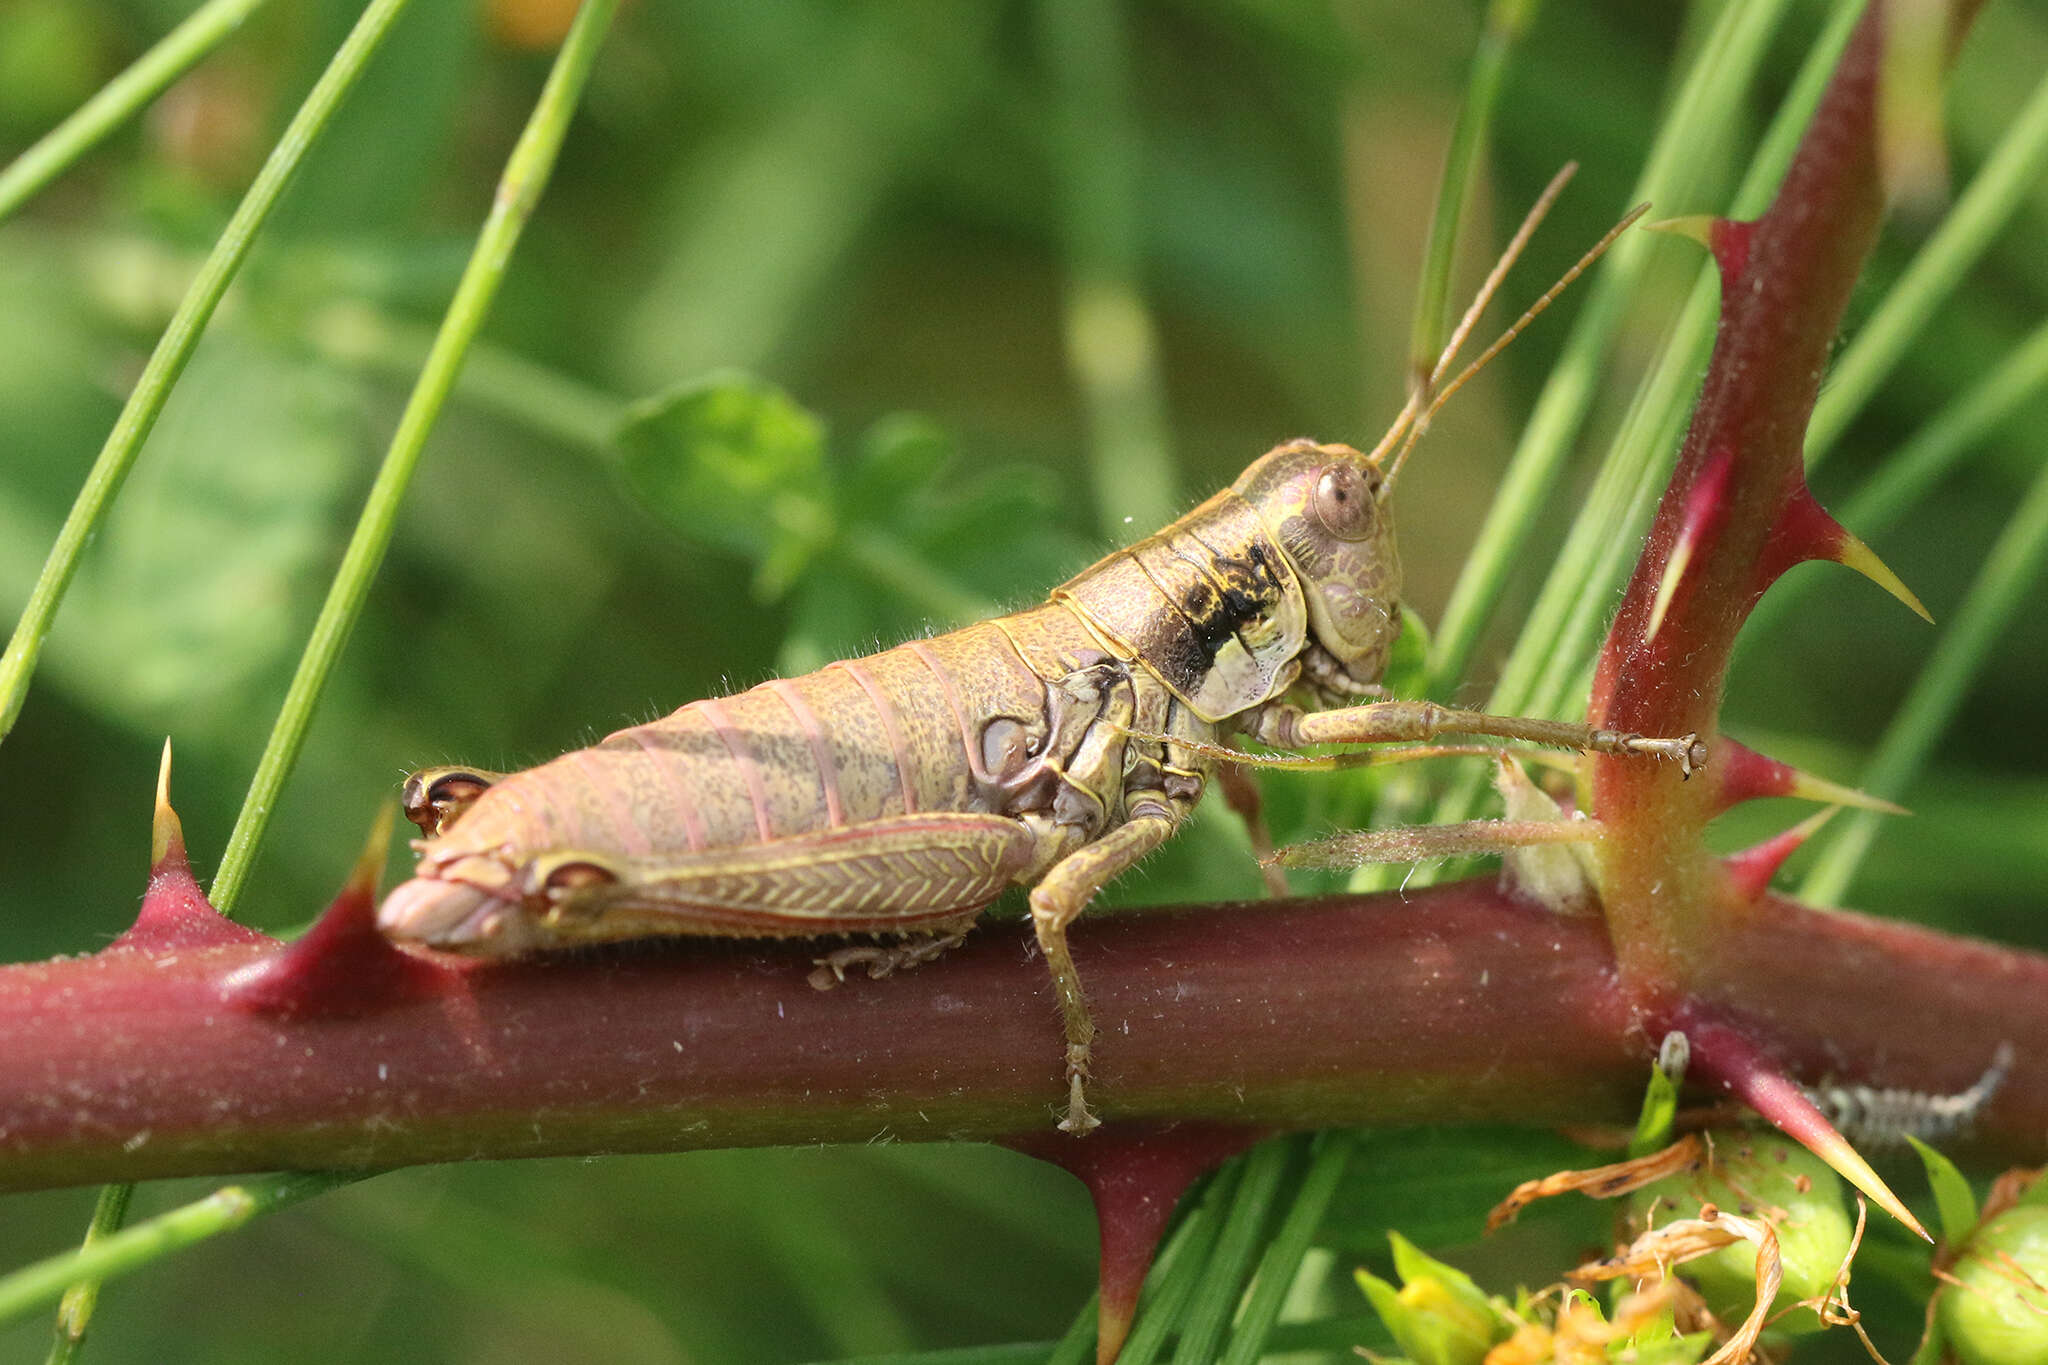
[1370,163,1648,500]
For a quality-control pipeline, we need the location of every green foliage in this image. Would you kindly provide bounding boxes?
[1356,1233,1506,1365]
[1908,1135,1981,1247]
[1,0,2045,1361]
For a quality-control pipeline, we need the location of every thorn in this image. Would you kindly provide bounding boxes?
[1679,1010,1931,1241]
[220,802,459,1018]
[151,738,181,868]
[1646,446,1735,643]
[1004,1123,1265,1365]
[1722,807,1839,904]
[1761,484,1933,623]
[1644,214,1754,288]
[1834,525,1935,624]
[348,802,397,900]
[1643,214,1714,248]
[108,740,272,954]
[1710,738,1908,816]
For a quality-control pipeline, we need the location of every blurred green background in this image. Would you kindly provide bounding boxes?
[2,0,2046,1360]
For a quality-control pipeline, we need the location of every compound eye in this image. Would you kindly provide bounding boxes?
[1312,463,1377,541]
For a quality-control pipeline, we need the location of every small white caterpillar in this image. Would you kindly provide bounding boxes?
[1804,1043,2014,1149]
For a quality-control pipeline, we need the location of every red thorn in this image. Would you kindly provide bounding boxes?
[1646,444,1737,642]
[1711,737,1907,817]
[1760,484,1932,621]
[1675,1009,1929,1240]
[1711,738,1800,813]
[220,805,461,1017]
[1721,807,1838,904]
[1006,1122,1265,1364]
[108,740,271,954]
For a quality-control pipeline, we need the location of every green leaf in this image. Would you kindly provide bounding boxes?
[46,334,361,746]
[1627,1054,1681,1159]
[615,370,832,583]
[1907,1134,1979,1246]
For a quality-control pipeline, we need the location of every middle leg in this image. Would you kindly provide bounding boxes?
[1029,808,1178,1134]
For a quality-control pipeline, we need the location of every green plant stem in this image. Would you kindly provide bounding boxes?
[1217,1131,1354,1365]
[0,0,411,747]
[1424,0,1801,693]
[210,0,622,910]
[1799,451,2048,904]
[14,2,412,1354]
[0,1174,359,1328]
[0,0,273,225]
[1038,0,1177,538]
[41,1182,131,1365]
[1806,61,2048,470]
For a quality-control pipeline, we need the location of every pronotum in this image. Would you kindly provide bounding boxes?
[378,174,1701,1133]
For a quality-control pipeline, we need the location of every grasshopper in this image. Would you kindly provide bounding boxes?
[379,174,1699,1134]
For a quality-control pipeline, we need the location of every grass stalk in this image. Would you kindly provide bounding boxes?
[0,1174,360,1329]
[0,0,412,746]
[0,0,273,225]
[210,0,622,909]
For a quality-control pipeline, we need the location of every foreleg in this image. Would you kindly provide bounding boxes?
[1030,808,1177,1134]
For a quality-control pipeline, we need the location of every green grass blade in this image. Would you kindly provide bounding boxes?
[1806,62,2048,470]
[0,0,273,225]
[1406,0,1543,383]
[1217,1131,1354,1365]
[1040,1292,1098,1365]
[1799,451,2048,905]
[0,0,413,747]
[1169,1139,1295,1364]
[210,0,623,909]
[0,1174,360,1328]
[1038,0,1177,537]
[1425,0,1800,693]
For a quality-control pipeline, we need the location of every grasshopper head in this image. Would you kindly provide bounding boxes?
[1233,439,1402,693]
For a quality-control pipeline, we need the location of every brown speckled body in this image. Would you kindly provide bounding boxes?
[379,438,1412,1131]
[413,601,1222,939]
